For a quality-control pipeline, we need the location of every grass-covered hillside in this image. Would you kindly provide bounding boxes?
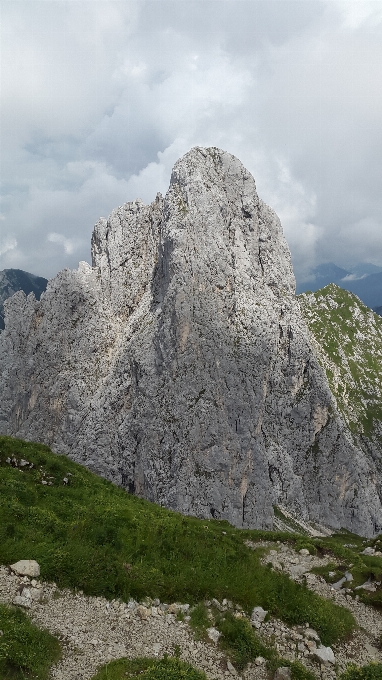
[2,436,382,680]
[0,435,358,645]
[299,284,382,441]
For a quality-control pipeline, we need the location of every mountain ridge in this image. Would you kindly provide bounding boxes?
[0,268,48,330]
[297,262,382,309]
[1,147,381,536]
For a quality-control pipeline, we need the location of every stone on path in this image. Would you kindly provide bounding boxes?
[207,627,221,643]
[10,560,40,577]
[313,645,335,665]
[250,606,268,628]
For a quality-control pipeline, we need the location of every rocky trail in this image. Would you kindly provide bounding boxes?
[1,542,381,680]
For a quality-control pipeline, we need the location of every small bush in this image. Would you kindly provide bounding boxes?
[189,603,210,639]
[0,603,61,680]
[216,612,274,670]
[339,663,382,680]
[90,656,208,680]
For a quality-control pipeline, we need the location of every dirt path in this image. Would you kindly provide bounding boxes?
[1,547,382,680]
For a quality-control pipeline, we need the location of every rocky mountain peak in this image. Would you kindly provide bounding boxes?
[1,147,381,535]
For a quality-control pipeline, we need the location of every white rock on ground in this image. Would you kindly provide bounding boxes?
[10,560,40,577]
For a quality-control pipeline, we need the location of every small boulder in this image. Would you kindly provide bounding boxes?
[12,595,31,608]
[304,627,320,642]
[211,598,225,611]
[361,547,375,556]
[299,549,310,556]
[355,580,377,592]
[250,606,268,628]
[255,656,266,666]
[10,560,40,578]
[227,660,237,675]
[314,646,335,665]
[136,605,150,620]
[274,667,291,680]
[207,627,221,643]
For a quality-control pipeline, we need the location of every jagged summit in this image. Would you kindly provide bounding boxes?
[1,147,381,535]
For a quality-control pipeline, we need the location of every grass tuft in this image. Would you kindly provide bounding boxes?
[90,656,208,679]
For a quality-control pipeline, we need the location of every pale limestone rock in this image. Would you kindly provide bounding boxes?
[274,667,291,680]
[250,606,268,628]
[313,646,335,665]
[1,147,382,535]
[10,560,40,577]
[207,627,221,643]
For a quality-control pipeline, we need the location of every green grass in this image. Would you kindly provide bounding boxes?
[90,656,208,680]
[299,284,382,441]
[216,612,276,670]
[0,603,61,680]
[310,533,382,609]
[339,663,382,680]
[0,436,356,649]
[192,608,315,679]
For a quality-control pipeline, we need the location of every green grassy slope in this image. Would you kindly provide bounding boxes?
[0,435,356,647]
[299,284,382,441]
[0,603,61,680]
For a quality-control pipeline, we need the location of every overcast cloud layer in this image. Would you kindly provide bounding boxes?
[1,0,382,282]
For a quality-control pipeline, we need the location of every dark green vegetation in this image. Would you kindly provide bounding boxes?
[0,603,61,680]
[91,613,315,680]
[311,549,382,610]
[299,284,382,440]
[0,435,357,649]
[215,611,315,679]
[90,656,208,680]
[339,664,382,680]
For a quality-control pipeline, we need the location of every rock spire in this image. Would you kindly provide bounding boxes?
[1,147,381,535]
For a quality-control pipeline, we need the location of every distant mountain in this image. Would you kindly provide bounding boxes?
[0,269,48,330]
[344,271,382,309]
[297,261,382,309]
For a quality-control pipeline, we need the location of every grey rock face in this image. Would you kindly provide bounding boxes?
[0,268,47,330]
[1,147,382,535]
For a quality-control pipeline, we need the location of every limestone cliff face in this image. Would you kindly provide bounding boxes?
[1,147,381,535]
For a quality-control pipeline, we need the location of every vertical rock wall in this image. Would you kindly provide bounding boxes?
[1,147,381,535]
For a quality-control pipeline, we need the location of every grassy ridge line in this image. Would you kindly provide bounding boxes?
[0,436,355,646]
[299,284,382,439]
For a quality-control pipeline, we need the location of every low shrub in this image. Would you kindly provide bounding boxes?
[339,663,382,680]
[216,612,273,670]
[90,656,208,680]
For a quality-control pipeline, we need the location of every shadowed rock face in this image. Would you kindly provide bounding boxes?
[1,147,381,535]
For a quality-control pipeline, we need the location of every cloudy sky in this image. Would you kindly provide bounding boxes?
[1,0,382,283]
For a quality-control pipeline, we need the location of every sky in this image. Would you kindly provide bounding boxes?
[1,0,382,283]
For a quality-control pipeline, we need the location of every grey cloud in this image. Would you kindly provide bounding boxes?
[1,0,381,282]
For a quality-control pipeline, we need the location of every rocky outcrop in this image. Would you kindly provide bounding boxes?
[0,147,381,535]
[0,268,47,330]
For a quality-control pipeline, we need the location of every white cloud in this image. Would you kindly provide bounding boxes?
[0,237,17,258]
[334,1,382,30]
[1,0,381,282]
[47,232,82,255]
